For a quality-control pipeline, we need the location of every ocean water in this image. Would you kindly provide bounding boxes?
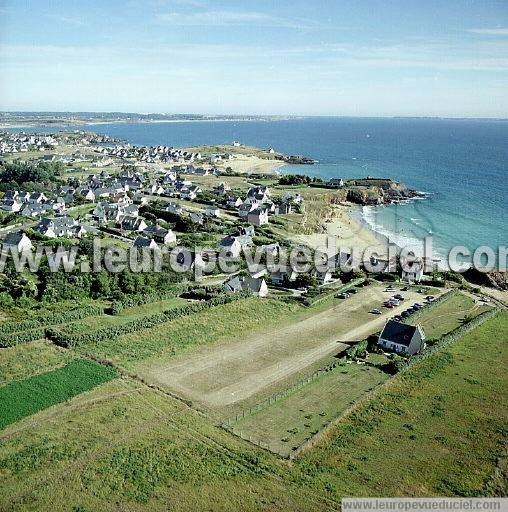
[6,117,507,261]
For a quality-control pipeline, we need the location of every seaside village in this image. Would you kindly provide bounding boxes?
[0,130,484,361]
[0,128,500,469]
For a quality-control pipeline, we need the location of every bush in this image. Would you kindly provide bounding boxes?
[382,354,408,375]
[0,328,47,348]
[346,339,368,360]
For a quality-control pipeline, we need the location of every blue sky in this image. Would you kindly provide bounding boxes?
[1,0,507,116]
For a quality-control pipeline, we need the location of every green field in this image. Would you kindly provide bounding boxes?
[0,359,117,429]
[230,363,389,456]
[73,297,300,369]
[0,341,75,386]
[411,292,492,340]
[0,312,505,510]
[294,310,508,498]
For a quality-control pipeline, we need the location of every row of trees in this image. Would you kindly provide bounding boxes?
[0,160,64,192]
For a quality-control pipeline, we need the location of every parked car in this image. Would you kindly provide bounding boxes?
[401,286,409,291]
[392,315,402,321]
[425,295,435,301]
[348,288,357,294]
[338,293,349,299]
[401,311,410,318]
[394,294,405,300]
[370,309,382,315]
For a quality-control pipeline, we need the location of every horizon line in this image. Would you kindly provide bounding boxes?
[1,111,508,121]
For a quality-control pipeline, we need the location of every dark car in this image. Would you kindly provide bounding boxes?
[401,311,410,318]
[394,294,405,300]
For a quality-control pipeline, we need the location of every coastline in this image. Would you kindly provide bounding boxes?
[287,203,390,258]
[0,117,297,131]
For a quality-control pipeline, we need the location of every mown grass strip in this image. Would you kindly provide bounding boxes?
[0,359,117,430]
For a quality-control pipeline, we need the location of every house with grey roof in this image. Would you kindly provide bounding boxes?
[247,206,269,226]
[132,236,159,249]
[378,320,426,356]
[224,275,268,297]
[2,231,33,252]
[36,216,84,238]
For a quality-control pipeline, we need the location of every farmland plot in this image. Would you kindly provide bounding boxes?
[0,359,117,429]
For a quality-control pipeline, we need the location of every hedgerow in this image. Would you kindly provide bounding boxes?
[47,292,251,348]
[0,304,105,335]
[109,285,189,315]
[0,328,47,348]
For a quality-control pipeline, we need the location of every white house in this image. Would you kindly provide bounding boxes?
[224,275,269,298]
[378,321,426,356]
[401,259,424,283]
[2,232,33,252]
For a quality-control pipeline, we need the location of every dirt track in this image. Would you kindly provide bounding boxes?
[143,285,427,408]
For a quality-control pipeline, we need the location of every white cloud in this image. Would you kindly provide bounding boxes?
[156,10,317,29]
[47,14,89,27]
[468,28,508,36]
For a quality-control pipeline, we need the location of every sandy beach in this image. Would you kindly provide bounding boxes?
[222,154,286,175]
[289,204,389,258]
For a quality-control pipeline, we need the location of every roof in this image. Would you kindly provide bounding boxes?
[133,236,156,248]
[224,276,266,294]
[3,231,28,245]
[379,320,421,347]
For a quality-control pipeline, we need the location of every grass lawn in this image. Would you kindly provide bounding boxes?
[73,298,300,369]
[294,310,508,499]
[0,341,75,386]
[231,363,389,456]
[0,379,322,512]
[0,359,117,430]
[411,292,492,340]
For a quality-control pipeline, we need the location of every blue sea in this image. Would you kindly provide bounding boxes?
[6,117,507,261]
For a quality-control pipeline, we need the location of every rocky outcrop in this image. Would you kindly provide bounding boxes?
[345,178,425,205]
[276,154,316,165]
[463,268,508,290]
